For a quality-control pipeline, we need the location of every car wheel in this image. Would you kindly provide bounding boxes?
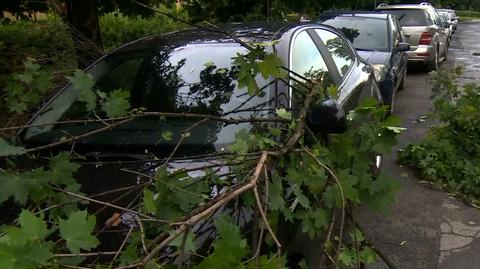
[426,48,438,72]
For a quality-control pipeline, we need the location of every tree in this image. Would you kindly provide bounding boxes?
[64,0,104,69]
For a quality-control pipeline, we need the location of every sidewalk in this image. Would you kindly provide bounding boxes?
[356,22,480,269]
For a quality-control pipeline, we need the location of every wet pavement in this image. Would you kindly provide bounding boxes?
[449,21,480,84]
[356,21,480,269]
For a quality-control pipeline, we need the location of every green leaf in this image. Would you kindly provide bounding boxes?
[16,210,49,242]
[257,53,286,79]
[143,189,157,215]
[161,131,173,141]
[0,172,29,204]
[339,248,355,266]
[228,129,250,155]
[350,228,365,243]
[59,211,99,254]
[322,185,342,209]
[359,246,378,264]
[268,173,285,212]
[119,243,139,266]
[102,89,131,118]
[169,232,197,253]
[0,242,53,269]
[68,70,96,111]
[0,138,26,157]
[275,108,292,120]
[49,152,80,188]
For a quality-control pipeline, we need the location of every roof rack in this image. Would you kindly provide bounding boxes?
[419,2,432,6]
[377,3,388,7]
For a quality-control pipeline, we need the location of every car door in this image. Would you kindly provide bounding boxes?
[288,27,379,113]
[391,17,408,89]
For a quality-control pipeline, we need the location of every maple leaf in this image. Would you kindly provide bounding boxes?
[59,211,99,254]
[68,70,96,111]
[257,53,286,79]
[101,89,131,118]
[0,137,26,157]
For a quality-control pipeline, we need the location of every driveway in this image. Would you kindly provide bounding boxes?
[357,21,480,269]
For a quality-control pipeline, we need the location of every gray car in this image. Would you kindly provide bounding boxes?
[377,2,449,71]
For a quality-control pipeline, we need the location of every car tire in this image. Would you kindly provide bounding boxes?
[426,48,438,72]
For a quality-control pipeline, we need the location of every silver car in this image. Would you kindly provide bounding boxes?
[437,11,453,44]
[377,2,449,71]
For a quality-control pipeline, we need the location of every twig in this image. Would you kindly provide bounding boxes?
[137,215,149,255]
[50,187,164,222]
[178,228,190,269]
[253,187,282,266]
[24,118,134,154]
[303,148,345,268]
[112,226,134,261]
[163,118,209,166]
[54,251,117,257]
[120,169,205,199]
[141,152,269,266]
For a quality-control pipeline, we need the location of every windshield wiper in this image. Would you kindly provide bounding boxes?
[355,48,375,51]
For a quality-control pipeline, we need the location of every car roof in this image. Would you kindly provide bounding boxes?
[113,22,297,53]
[376,3,433,10]
[318,10,390,20]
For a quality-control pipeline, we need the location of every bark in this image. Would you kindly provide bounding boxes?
[65,0,104,69]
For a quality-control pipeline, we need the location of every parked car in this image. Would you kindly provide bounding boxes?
[377,2,449,71]
[437,11,453,45]
[442,9,458,32]
[318,11,410,111]
[18,23,383,264]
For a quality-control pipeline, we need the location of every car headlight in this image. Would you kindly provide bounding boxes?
[372,64,387,82]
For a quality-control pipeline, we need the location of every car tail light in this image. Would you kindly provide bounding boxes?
[419,32,432,45]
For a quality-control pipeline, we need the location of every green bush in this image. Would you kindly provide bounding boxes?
[0,20,76,79]
[399,68,480,204]
[99,6,189,51]
[456,10,480,18]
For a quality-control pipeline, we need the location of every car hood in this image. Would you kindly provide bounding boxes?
[357,50,390,65]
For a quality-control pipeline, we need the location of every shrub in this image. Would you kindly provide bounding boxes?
[399,67,480,204]
[99,6,189,51]
[0,20,76,79]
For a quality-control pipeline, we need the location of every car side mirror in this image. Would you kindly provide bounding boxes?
[308,99,346,134]
[395,42,411,52]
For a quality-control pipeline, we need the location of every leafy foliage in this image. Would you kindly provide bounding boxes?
[3,59,53,114]
[59,211,100,254]
[0,39,400,269]
[400,68,480,204]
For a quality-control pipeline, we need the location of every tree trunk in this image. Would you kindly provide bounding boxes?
[65,0,104,69]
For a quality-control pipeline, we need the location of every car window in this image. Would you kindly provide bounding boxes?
[321,17,389,52]
[23,44,272,151]
[315,29,354,77]
[290,30,329,80]
[380,9,427,26]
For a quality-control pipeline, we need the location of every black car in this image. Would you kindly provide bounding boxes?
[318,12,410,112]
[19,23,382,265]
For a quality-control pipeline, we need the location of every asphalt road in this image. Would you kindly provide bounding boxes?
[356,21,480,269]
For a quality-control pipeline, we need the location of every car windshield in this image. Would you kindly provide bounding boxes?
[321,17,389,51]
[380,9,427,26]
[23,43,272,156]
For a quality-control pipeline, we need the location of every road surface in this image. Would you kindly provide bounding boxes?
[356,21,480,269]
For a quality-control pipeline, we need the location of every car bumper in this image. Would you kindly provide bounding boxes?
[406,45,436,64]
